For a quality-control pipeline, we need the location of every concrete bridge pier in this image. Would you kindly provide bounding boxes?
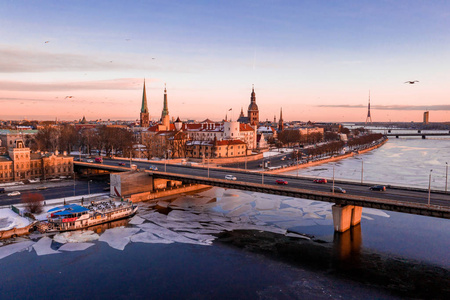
[332,204,362,232]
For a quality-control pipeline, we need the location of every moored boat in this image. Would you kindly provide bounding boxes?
[37,199,138,233]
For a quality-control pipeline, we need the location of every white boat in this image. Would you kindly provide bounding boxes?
[37,200,138,233]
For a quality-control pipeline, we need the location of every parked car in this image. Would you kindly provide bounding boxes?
[330,186,346,194]
[7,191,21,196]
[369,185,386,191]
[225,175,237,180]
[275,179,288,185]
[118,162,126,166]
[149,165,158,171]
[313,178,327,184]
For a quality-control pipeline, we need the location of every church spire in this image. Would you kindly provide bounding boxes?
[365,90,372,124]
[141,79,148,113]
[278,107,284,131]
[161,83,169,121]
[140,79,150,127]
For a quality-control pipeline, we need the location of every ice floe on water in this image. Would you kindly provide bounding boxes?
[59,243,94,252]
[33,237,60,256]
[128,215,145,225]
[0,241,34,260]
[98,227,141,250]
[53,230,100,244]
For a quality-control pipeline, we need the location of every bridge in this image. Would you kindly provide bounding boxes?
[74,160,450,232]
[385,132,450,139]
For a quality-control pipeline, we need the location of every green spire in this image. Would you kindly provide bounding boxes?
[161,83,169,119]
[141,80,148,113]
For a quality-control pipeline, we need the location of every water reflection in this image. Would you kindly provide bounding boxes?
[88,218,130,235]
[333,224,362,264]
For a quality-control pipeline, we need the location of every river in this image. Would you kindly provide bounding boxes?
[0,138,449,299]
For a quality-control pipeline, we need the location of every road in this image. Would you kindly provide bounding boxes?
[93,158,450,208]
[0,180,109,206]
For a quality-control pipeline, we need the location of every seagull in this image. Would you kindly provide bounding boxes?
[152,58,155,60]
[44,41,50,43]
[404,80,419,84]
[65,96,74,99]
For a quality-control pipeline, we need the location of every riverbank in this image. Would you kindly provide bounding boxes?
[266,138,388,174]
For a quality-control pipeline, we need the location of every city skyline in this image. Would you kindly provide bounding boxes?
[1,1,450,122]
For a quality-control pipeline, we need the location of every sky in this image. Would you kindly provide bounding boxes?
[1,0,449,123]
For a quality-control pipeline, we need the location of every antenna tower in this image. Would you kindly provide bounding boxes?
[365,91,372,124]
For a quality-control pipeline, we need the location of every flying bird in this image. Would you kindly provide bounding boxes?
[44,41,50,43]
[404,80,419,84]
[65,96,74,99]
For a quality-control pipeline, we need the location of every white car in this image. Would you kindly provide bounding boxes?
[149,165,158,171]
[8,191,21,196]
[86,159,94,163]
[225,175,237,180]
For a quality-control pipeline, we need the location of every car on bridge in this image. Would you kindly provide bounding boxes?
[330,186,346,193]
[313,178,327,184]
[7,191,21,196]
[86,159,94,163]
[275,179,288,185]
[118,162,126,166]
[225,175,237,180]
[369,185,386,191]
[149,165,158,171]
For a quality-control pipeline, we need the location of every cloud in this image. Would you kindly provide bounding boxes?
[0,78,157,92]
[316,104,450,111]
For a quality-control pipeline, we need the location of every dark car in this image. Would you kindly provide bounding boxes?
[118,162,126,166]
[331,186,346,193]
[275,179,288,185]
[369,185,386,191]
[313,178,327,184]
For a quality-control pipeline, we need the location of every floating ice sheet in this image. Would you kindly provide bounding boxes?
[59,243,94,251]
[131,232,173,244]
[98,227,141,250]
[129,215,145,225]
[33,237,60,256]
[0,241,35,260]
[53,231,100,244]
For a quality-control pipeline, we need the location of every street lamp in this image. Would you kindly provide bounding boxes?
[445,162,448,193]
[73,172,76,196]
[361,160,364,184]
[332,164,335,194]
[262,159,264,184]
[428,169,433,206]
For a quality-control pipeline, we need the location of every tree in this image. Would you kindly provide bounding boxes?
[34,125,60,152]
[22,192,44,214]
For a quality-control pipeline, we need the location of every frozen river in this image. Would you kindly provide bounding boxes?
[0,138,449,299]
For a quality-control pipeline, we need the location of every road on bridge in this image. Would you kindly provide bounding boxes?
[90,158,450,209]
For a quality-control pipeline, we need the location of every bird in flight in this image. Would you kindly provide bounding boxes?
[404,80,419,84]
[65,96,74,99]
[44,41,50,43]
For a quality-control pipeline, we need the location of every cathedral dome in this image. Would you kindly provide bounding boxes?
[248,102,259,111]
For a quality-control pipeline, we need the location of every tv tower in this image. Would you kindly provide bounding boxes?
[365,91,372,124]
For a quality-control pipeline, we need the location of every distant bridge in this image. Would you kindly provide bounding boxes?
[385,132,450,139]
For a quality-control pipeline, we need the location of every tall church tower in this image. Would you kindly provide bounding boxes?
[161,83,169,121]
[278,108,284,131]
[140,80,150,127]
[247,85,259,126]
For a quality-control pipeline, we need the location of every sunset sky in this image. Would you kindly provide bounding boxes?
[1,1,449,123]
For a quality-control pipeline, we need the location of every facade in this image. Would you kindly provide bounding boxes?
[0,129,37,152]
[140,80,150,127]
[0,139,73,183]
[185,139,248,159]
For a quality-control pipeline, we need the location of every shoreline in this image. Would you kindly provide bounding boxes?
[266,138,388,174]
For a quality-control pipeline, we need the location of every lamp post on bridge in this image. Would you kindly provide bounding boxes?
[361,160,364,184]
[445,162,448,193]
[428,169,433,206]
[262,159,264,184]
[332,164,335,194]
